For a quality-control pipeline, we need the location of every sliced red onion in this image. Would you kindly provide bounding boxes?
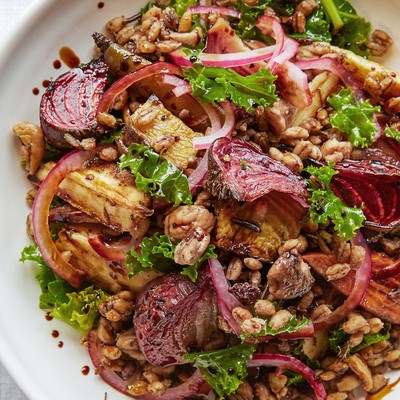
[315,230,371,331]
[169,46,277,69]
[188,149,209,193]
[273,36,299,65]
[209,258,242,334]
[294,57,364,100]
[32,150,97,287]
[87,329,209,399]
[248,353,327,400]
[255,15,285,72]
[187,5,240,18]
[192,101,235,150]
[97,62,183,114]
[87,234,138,262]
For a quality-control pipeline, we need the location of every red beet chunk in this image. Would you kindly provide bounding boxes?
[134,269,220,366]
[40,59,108,149]
[332,159,400,228]
[207,137,308,202]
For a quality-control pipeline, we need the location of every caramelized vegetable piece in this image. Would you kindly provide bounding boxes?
[214,191,307,262]
[40,60,109,149]
[92,32,150,75]
[303,252,400,324]
[31,161,152,236]
[125,95,202,169]
[207,137,308,202]
[56,224,158,293]
[134,269,221,366]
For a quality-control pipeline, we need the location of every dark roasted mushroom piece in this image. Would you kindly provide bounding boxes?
[267,251,315,299]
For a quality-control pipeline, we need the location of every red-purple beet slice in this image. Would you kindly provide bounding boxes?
[207,137,308,202]
[134,269,219,367]
[40,59,108,149]
[332,159,400,229]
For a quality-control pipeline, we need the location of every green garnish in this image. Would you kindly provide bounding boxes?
[305,163,366,240]
[183,64,277,111]
[328,87,380,148]
[118,143,192,207]
[184,343,256,398]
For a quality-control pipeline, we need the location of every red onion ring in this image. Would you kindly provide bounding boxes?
[31,149,97,287]
[314,230,372,331]
[294,57,364,100]
[209,258,242,334]
[248,353,327,400]
[97,62,183,114]
[87,234,138,262]
[256,15,285,72]
[192,101,235,150]
[88,329,209,399]
[188,149,209,193]
[168,46,277,68]
[187,5,241,18]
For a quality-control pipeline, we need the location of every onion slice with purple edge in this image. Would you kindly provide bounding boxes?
[31,149,98,288]
[208,259,314,340]
[313,230,371,331]
[88,234,138,262]
[248,353,327,400]
[97,62,184,114]
[188,149,209,193]
[87,329,209,399]
[187,5,240,18]
[192,101,235,150]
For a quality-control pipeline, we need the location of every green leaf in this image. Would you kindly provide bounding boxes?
[328,87,380,148]
[240,314,310,340]
[50,286,109,337]
[385,126,400,142]
[183,64,278,111]
[329,324,391,356]
[170,0,197,17]
[20,245,108,336]
[305,163,366,240]
[118,143,192,207]
[184,342,256,398]
[126,233,217,282]
[291,0,332,42]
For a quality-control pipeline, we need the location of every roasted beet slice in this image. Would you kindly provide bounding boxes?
[207,137,308,201]
[332,159,400,229]
[134,269,221,366]
[40,59,109,148]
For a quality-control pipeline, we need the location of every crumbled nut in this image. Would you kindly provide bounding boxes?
[241,317,266,334]
[226,257,243,281]
[269,310,292,331]
[178,11,192,33]
[343,313,371,335]
[384,349,400,362]
[254,300,276,317]
[268,372,287,395]
[337,374,361,392]
[278,235,308,255]
[243,257,263,271]
[319,371,337,381]
[311,304,332,323]
[102,345,122,360]
[368,29,393,57]
[368,318,384,334]
[174,227,211,266]
[349,332,364,348]
[106,16,127,34]
[325,263,351,281]
[295,0,318,18]
[232,306,253,325]
[127,380,149,396]
[346,354,373,392]
[327,393,348,400]
[370,374,388,394]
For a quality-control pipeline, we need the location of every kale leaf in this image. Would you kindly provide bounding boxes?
[305,163,366,240]
[20,244,108,337]
[184,342,256,398]
[328,87,380,148]
[126,233,217,282]
[118,143,192,207]
[183,63,277,110]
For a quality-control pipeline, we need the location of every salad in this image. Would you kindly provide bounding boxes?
[12,0,400,399]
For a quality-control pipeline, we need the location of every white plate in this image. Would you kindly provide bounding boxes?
[0,1,399,399]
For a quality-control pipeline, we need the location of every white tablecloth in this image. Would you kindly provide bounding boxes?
[0,1,34,397]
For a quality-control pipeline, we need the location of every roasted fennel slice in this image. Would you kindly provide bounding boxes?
[125,95,202,169]
[32,161,152,237]
[56,224,159,293]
